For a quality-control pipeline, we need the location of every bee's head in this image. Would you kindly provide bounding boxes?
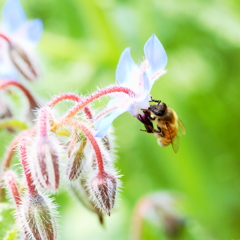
[149,102,167,116]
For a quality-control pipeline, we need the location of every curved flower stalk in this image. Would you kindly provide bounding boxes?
[0,0,43,80]
[0,80,40,124]
[4,170,21,208]
[94,34,168,137]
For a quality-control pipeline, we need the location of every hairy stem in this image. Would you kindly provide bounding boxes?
[59,86,135,123]
[5,171,21,207]
[0,33,11,44]
[38,108,49,138]
[94,106,118,121]
[47,93,93,120]
[1,130,32,171]
[0,80,37,110]
[19,137,38,195]
[0,129,35,202]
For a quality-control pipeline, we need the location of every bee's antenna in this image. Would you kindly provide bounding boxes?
[149,98,161,105]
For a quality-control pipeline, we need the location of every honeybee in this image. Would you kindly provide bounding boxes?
[139,99,185,153]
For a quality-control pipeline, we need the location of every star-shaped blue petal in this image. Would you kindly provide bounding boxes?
[144,33,168,75]
[2,0,27,34]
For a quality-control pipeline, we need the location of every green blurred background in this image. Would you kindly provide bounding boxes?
[1,0,240,239]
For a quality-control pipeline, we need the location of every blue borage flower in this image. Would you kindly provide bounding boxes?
[0,0,43,80]
[94,34,168,137]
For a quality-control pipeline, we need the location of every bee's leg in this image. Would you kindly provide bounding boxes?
[143,123,155,133]
[152,126,164,137]
[152,129,161,133]
[140,124,155,133]
[138,114,144,122]
[139,112,158,132]
[138,114,154,133]
[140,128,154,133]
[140,128,150,133]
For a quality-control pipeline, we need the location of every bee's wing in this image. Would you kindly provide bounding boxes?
[171,119,185,153]
[166,123,180,153]
[171,135,180,153]
[177,119,186,135]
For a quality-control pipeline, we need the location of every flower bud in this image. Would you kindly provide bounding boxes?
[151,193,184,238]
[28,107,61,191]
[101,136,111,151]
[132,192,185,240]
[0,100,12,119]
[90,172,117,216]
[66,133,87,181]
[20,192,57,240]
[32,135,60,191]
[9,43,40,81]
[0,97,15,132]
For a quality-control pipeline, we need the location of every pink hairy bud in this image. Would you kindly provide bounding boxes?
[21,193,57,240]
[90,172,117,216]
[9,43,40,81]
[35,136,60,191]
[32,107,60,191]
[66,133,87,181]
